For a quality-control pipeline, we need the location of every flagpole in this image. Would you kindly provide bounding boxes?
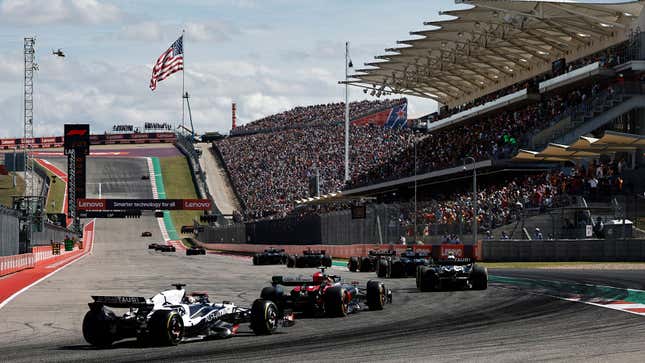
[344,41,350,183]
[181,29,185,133]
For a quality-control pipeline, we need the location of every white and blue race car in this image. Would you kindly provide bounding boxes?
[82,284,294,347]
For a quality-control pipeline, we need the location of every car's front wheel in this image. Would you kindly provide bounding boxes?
[250,299,279,335]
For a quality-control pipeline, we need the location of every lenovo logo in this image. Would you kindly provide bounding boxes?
[183,200,212,210]
[78,199,106,210]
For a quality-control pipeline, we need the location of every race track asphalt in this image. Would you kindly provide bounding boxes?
[0,157,644,362]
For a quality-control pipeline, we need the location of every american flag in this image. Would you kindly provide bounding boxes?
[149,36,184,91]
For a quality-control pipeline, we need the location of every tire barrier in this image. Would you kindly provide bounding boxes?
[0,253,35,277]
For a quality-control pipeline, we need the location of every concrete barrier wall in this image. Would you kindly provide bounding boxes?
[31,223,80,246]
[481,239,645,261]
[0,208,20,257]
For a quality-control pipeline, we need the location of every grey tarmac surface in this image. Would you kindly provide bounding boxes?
[1,157,644,362]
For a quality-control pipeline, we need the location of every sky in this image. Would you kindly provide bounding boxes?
[0,0,620,138]
[0,0,473,138]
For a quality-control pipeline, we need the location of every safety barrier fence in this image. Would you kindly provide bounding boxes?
[0,253,35,277]
[0,220,94,277]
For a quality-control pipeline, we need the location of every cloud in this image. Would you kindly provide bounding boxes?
[0,0,122,25]
[114,21,240,43]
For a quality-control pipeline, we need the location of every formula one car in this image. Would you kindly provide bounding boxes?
[286,249,332,268]
[259,268,391,317]
[252,248,287,265]
[149,243,176,252]
[141,231,152,237]
[141,175,150,180]
[82,284,293,347]
[186,246,206,256]
[416,255,488,291]
[348,249,396,272]
[377,248,430,278]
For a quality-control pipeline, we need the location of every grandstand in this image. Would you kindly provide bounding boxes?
[206,0,645,245]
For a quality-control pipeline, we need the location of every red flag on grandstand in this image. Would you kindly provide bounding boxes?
[149,35,184,91]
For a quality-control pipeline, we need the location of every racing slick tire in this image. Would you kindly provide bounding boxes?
[250,299,280,335]
[418,266,436,292]
[260,285,285,311]
[295,256,305,268]
[321,256,332,268]
[324,286,349,317]
[148,310,184,346]
[252,255,260,265]
[376,258,388,278]
[82,307,117,347]
[389,258,403,278]
[348,257,359,272]
[471,264,488,290]
[359,257,371,272]
[286,255,296,268]
[415,265,423,289]
[366,280,387,311]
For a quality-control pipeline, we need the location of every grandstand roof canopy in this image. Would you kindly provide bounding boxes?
[348,0,645,108]
[514,131,644,162]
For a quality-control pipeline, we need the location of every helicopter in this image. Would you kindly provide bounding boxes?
[52,49,65,57]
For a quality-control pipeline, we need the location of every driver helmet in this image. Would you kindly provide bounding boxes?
[313,271,324,284]
[447,252,456,261]
[185,295,196,304]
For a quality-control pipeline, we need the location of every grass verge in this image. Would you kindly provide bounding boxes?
[0,173,24,207]
[38,166,66,214]
[159,156,201,236]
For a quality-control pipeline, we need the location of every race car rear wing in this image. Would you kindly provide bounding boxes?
[90,295,152,308]
[434,258,473,265]
[271,275,314,286]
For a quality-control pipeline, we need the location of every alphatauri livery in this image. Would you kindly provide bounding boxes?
[82,284,293,347]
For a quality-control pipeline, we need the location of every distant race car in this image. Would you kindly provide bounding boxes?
[377,248,430,278]
[348,249,396,272]
[286,249,332,268]
[186,246,206,256]
[141,175,150,180]
[151,244,176,252]
[253,248,287,265]
[82,284,293,347]
[416,255,488,291]
[141,231,152,237]
[260,268,391,317]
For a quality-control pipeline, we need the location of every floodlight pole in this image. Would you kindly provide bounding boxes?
[344,41,350,183]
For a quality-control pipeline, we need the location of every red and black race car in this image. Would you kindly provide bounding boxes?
[259,268,391,317]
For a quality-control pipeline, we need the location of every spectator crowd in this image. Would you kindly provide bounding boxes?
[215,41,631,222]
[231,98,406,135]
